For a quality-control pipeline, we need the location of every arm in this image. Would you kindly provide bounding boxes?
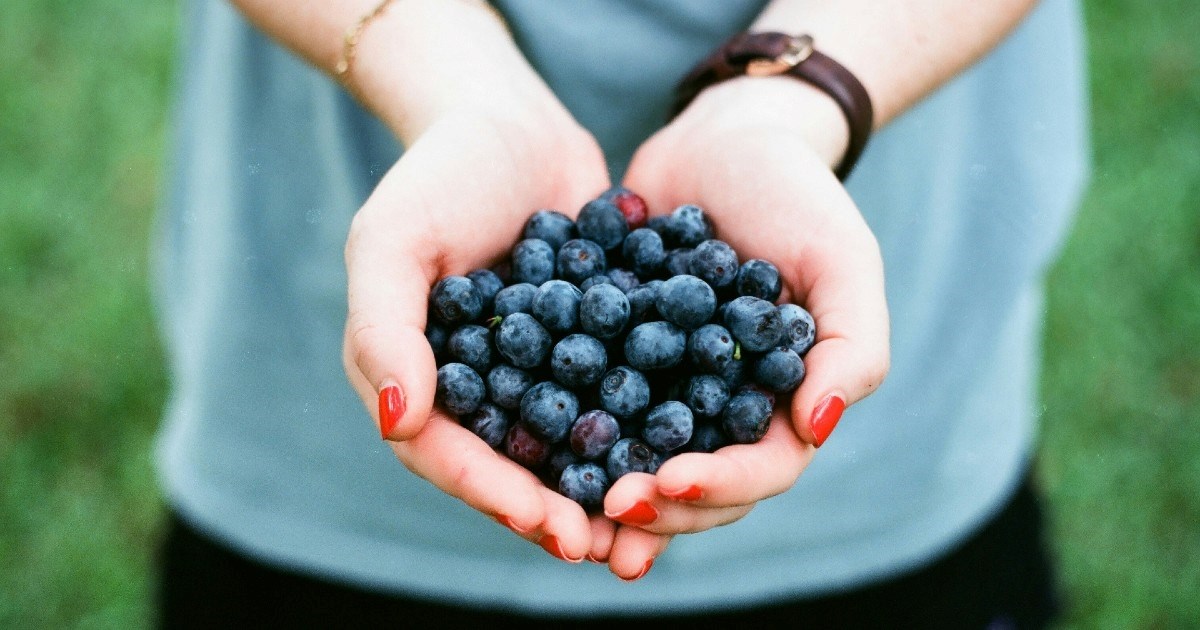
[225,0,629,565]
[614,0,1038,540]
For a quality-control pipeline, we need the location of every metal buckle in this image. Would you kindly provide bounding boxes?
[745,34,815,77]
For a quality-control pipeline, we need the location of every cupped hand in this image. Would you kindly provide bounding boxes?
[342,104,616,563]
[612,76,891,539]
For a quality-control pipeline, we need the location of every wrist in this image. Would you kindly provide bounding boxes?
[678,75,850,170]
[348,0,567,145]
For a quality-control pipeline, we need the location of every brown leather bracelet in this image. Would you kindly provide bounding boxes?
[672,32,874,181]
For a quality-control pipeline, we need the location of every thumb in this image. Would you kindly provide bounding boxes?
[343,232,439,442]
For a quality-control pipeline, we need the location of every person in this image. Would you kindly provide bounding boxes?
[152,0,1089,627]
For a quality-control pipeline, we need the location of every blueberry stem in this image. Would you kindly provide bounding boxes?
[733,342,742,361]
[486,315,503,329]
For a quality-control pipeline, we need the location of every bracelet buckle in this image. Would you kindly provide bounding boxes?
[745,34,814,77]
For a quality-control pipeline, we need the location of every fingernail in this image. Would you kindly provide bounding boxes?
[378,385,405,440]
[620,558,654,582]
[662,485,704,502]
[494,514,532,535]
[586,552,604,564]
[606,500,658,526]
[810,394,846,447]
[539,535,583,564]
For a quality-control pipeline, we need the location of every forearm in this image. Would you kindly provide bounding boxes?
[227,0,565,144]
[752,0,1039,127]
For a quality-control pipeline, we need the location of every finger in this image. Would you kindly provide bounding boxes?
[587,514,617,563]
[532,487,594,564]
[600,416,806,534]
[390,414,547,533]
[343,237,439,441]
[603,471,754,535]
[608,526,672,582]
[787,228,890,447]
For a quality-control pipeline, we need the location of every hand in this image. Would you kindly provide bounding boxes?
[342,102,614,564]
[613,76,891,539]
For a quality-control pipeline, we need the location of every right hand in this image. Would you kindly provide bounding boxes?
[341,101,615,563]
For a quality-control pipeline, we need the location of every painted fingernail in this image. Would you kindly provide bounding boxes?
[539,535,583,563]
[620,558,654,582]
[810,394,846,447]
[607,501,658,526]
[378,385,405,440]
[493,514,532,535]
[662,485,704,502]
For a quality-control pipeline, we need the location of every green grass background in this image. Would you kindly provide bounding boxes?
[1,0,1196,627]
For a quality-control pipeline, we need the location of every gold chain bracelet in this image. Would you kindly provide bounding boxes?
[334,0,509,82]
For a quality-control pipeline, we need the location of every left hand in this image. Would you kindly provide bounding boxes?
[604,76,891,550]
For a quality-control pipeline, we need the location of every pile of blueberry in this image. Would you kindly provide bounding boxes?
[428,188,815,509]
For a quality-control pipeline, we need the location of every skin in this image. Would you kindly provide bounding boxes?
[227,0,1039,580]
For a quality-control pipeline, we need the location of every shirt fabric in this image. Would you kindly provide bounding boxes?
[154,0,1089,615]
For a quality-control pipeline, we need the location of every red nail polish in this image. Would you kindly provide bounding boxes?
[810,395,845,447]
[608,501,658,526]
[538,535,582,563]
[378,386,404,440]
[620,558,654,582]
[493,514,531,535]
[663,485,704,502]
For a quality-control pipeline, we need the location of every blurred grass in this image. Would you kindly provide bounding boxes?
[0,0,1197,627]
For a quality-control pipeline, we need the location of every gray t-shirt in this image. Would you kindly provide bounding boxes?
[154,0,1088,614]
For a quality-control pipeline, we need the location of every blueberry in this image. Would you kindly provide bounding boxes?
[689,240,739,289]
[446,324,494,374]
[559,462,610,509]
[520,381,579,442]
[547,446,582,484]
[493,282,538,317]
[486,364,535,409]
[753,347,806,393]
[580,284,631,341]
[684,374,730,418]
[531,280,583,336]
[550,334,608,390]
[425,321,450,357]
[607,268,640,294]
[624,321,687,371]
[663,248,693,278]
[505,422,551,470]
[656,274,717,330]
[430,276,483,326]
[722,389,773,444]
[625,281,662,328]
[556,238,607,285]
[736,259,783,302]
[523,209,576,252]
[495,312,552,369]
[687,323,736,373]
[663,204,714,248]
[511,238,556,286]
[435,363,485,416]
[622,228,666,278]
[598,366,651,419]
[606,437,663,481]
[463,402,511,449]
[569,409,621,459]
[643,401,694,452]
[723,296,785,353]
[467,269,504,312]
[646,215,670,236]
[687,422,729,453]
[778,303,817,356]
[716,355,750,390]
[576,199,629,251]
[580,274,613,292]
[600,186,648,229]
